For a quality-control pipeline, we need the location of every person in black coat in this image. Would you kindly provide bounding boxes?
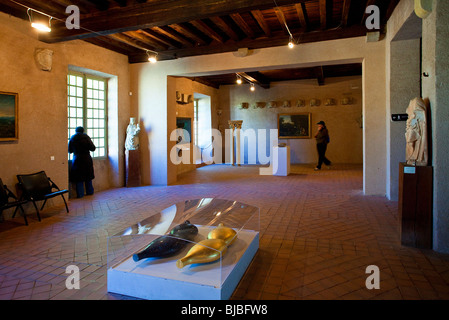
[314,121,331,171]
[68,126,96,198]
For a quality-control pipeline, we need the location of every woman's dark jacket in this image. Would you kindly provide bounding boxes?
[315,127,329,144]
[68,133,96,182]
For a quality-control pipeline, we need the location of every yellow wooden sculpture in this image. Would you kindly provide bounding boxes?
[176,223,238,269]
[176,239,227,268]
[207,223,237,246]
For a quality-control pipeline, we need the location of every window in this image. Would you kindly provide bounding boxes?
[68,72,107,159]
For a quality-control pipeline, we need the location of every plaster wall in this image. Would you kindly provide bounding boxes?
[422,0,449,253]
[131,36,387,195]
[227,77,363,165]
[0,13,130,211]
[385,0,422,201]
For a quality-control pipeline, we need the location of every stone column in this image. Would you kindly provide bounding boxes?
[234,121,243,166]
[228,120,243,166]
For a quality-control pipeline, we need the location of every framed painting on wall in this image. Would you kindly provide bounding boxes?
[278,112,311,139]
[0,92,18,142]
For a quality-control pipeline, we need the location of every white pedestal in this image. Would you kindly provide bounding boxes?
[273,146,290,176]
[107,227,259,300]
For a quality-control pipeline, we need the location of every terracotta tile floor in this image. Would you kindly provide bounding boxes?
[1,163,449,300]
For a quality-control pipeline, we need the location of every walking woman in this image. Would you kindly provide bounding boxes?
[314,121,331,171]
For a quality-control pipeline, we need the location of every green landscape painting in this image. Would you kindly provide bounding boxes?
[0,92,18,141]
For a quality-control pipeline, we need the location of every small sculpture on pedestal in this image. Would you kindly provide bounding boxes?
[405,98,428,166]
[125,117,141,187]
[125,117,141,151]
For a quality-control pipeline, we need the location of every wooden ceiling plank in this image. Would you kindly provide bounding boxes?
[274,7,289,35]
[251,10,271,36]
[86,0,110,11]
[342,0,352,27]
[139,29,182,49]
[210,16,240,42]
[50,0,93,14]
[123,31,168,50]
[42,0,303,42]
[169,23,209,45]
[319,0,327,30]
[128,25,367,63]
[108,33,156,51]
[294,3,309,30]
[230,13,255,39]
[13,0,68,19]
[189,20,225,43]
[152,26,194,47]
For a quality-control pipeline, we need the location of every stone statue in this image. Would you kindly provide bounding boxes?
[405,98,428,166]
[125,117,141,151]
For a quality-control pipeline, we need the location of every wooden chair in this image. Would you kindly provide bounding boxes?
[16,171,69,221]
[0,178,29,225]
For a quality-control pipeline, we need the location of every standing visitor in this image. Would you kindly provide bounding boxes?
[69,126,96,198]
[314,121,331,171]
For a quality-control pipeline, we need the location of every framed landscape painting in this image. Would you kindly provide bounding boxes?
[278,112,311,139]
[0,92,18,141]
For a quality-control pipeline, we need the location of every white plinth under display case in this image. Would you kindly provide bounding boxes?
[107,198,260,300]
[273,146,290,176]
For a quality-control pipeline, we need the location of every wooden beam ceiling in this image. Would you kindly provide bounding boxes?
[0,0,400,65]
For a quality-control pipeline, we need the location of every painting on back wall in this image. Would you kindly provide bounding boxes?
[278,112,311,139]
[0,92,18,142]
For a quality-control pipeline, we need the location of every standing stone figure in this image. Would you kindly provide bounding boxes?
[125,117,141,151]
[405,98,428,166]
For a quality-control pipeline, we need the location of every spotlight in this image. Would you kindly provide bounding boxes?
[28,9,51,32]
[146,50,158,63]
[250,83,255,92]
[288,36,294,48]
[236,74,243,85]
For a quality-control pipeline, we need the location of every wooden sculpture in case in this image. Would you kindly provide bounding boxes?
[176,223,237,269]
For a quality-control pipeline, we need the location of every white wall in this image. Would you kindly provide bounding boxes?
[131,36,387,195]
[226,77,363,165]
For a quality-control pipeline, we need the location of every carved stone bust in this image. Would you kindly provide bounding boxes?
[405,98,428,166]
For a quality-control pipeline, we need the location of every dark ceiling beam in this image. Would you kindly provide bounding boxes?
[188,77,220,89]
[341,0,352,27]
[315,66,325,86]
[361,0,377,25]
[11,0,67,19]
[50,0,93,14]
[237,72,271,89]
[319,0,327,30]
[113,0,127,7]
[230,13,255,39]
[210,16,240,41]
[294,3,309,31]
[40,0,304,42]
[189,20,225,43]
[86,0,110,11]
[383,0,400,24]
[128,25,367,63]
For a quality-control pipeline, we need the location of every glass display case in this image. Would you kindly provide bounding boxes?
[107,198,260,300]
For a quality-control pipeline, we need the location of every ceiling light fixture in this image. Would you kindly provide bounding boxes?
[236,74,243,85]
[273,0,296,48]
[250,83,255,92]
[27,8,52,32]
[146,50,158,63]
